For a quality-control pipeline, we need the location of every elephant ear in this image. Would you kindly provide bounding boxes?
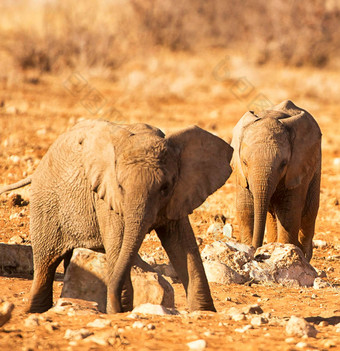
[81,122,133,214]
[231,111,259,188]
[275,100,322,189]
[165,126,233,220]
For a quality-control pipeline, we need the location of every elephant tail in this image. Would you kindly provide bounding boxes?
[0,177,32,195]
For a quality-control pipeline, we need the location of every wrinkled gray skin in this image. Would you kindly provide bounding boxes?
[2,120,233,313]
[231,100,321,261]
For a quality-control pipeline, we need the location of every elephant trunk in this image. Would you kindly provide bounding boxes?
[107,196,154,313]
[250,167,276,249]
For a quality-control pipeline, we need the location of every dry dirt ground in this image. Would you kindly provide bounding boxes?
[0,51,339,350]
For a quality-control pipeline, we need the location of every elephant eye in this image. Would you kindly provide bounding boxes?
[280,160,288,169]
[242,159,248,166]
[160,182,170,197]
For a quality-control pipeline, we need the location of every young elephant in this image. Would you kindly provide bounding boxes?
[231,100,321,261]
[1,120,233,313]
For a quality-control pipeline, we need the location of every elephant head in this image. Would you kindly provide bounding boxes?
[231,100,321,249]
[78,120,233,312]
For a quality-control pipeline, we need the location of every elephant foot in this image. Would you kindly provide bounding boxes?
[106,293,122,314]
[26,301,52,313]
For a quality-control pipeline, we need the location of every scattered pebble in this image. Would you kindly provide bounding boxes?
[132,321,145,329]
[64,328,93,341]
[313,277,331,289]
[313,240,328,249]
[186,339,207,350]
[87,318,111,328]
[285,337,296,344]
[250,315,268,327]
[296,341,309,349]
[132,303,179,315]
[235,325,253,333]
[319,321,328,327]
[24,315,40,328]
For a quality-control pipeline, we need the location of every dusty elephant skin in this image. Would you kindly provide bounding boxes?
[0,120,233,314]
[231,100,321,261]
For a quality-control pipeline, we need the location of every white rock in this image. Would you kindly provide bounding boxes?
[313,240,327,248]
[24,315,40,328]
[286,316,318,337]
[296,342,309,349]
[186,339,207,350]
[235,325,253,333]
[244,243,318,287]
[333,157,340,166]
[132,303,178,316]
[0,302,15,327]
[64,328,93,341]
[206,223,224,240]
[61,249,174,312]
[132,321,145,329]
[313,277,331,289]
[9,155,21,164]
[222,224,233,239]
[87,318,111,328]
[203,261,245,285]
[250,315,268,327]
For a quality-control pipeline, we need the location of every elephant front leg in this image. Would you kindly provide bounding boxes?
[275,189,304,248]
[236,185,254,245]
[156,217,216,312]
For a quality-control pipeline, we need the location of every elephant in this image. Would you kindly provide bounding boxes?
[1,120,233,313]
[231,100,321,261]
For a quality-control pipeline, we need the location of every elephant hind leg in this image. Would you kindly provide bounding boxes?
[299,172,321,261]
[28,254,64,313]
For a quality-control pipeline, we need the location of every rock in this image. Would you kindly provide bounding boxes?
[313,240,327,248]
[87,318,111,328]
[132,321,145,329]
[243,243,318,287]
[203,261,246,285]
[61,249,174,312]
[313,277,331,289]
[186,339,207,350]
[243,304,263,315]
[0,243,33,274]
[64,328,93,341]
[206,222,224,240]
[286,316,318,338]
[7,193,28,207]
[333,157,340,166]
[335,322,340,333]
[201,241,254,283]
[0,301,14,327]
[235,325,253,333]
[8,235,25,244]
[223,224,233,239]
[296,341,309,349]
[24,315,40,328]
[226,307,246,321]
[132,303,179,316]
[250,315,268,326]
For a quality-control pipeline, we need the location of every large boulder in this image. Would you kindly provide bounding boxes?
[61,248,174,312]
[201,241,318,287]
[244,243,318,287]
[201,241,255,284]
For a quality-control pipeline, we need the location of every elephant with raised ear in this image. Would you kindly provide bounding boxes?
[1,120,233,313]
[231,100,321,261]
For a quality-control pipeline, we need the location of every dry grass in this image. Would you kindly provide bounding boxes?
[1,0,340,76]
